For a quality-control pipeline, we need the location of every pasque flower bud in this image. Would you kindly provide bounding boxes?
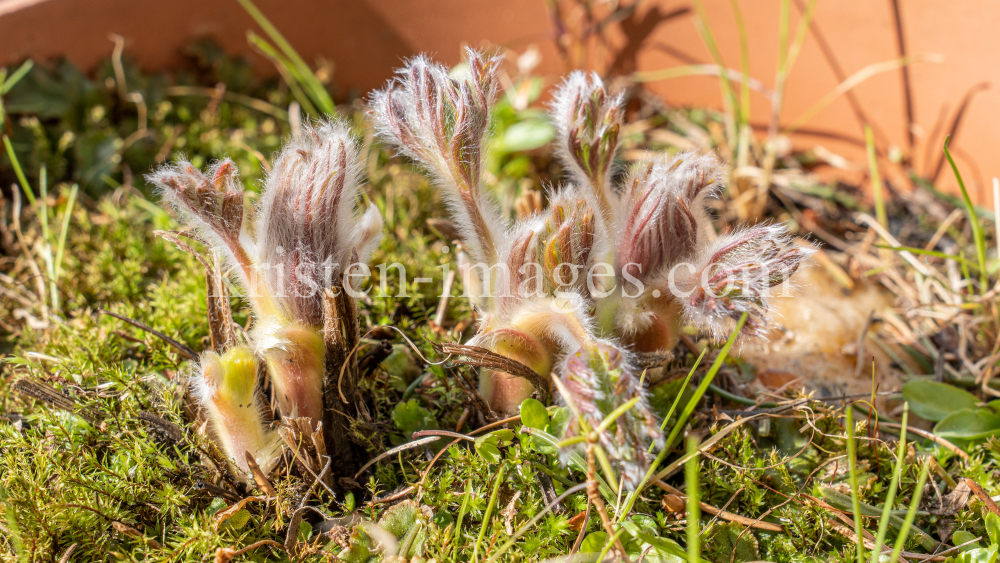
[151,119,382,434]
[194,346,280,479]
[371,51,816,484]
[550,72,624,223]
[674,224,814,340]
[557,341,662,490]
[370,48,506,270]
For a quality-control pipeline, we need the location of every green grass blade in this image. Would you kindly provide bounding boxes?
[246,32,322,117]
[943,136,988,294]
[473,462,506,563]
[727,0,751,127]
[597,396,641,433]
[452,479,473,560]
[866,125,888,228]
[593,444,620,494]
[0,60,33,95]
[785,0,818,76]
[888,460,931,563]
[0,68,6,132]
[870,404,908,561]
[619,312,748,520]
[53,184,78,285]
[663,312,748,453]
[650,348,707,453]
[685,436,701,563]
[690,0,739,144]
[846,407,866,563]
[3,135,35,206]
[236,0,335,115]
[873,245,971,267]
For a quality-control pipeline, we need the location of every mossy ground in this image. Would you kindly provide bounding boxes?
[1,47,998,563]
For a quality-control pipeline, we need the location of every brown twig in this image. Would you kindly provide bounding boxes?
[651,479,783,532]
[436,342,550,399]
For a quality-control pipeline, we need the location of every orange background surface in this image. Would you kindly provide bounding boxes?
[1,0,997,202]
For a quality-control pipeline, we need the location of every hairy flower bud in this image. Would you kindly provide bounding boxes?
[261,324,326,428]
[370,49,506,265]
[557,341,662,490]
[149,159,253,280]
[542,189,600,296]
[255,120,381,326]
[615,152,722,291]
[194,346,280,479]
[673,224,816,340]
[549,72,624,221]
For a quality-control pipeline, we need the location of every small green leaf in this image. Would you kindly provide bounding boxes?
[987,512,1000,546]
[934,408,1000,441]
[474,433,504,464]
[491,429,515,444]
[519,398,549,429]
[549,406,571,435]
[581,531,608,553]
[954,531,982,551]
[902,380,978,421]
[475,441,501,464]
[495,119,555,153]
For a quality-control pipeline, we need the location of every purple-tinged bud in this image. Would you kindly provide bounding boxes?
[673,224,816,340]
[495,224,545,316]
[261,324,326,429]
[549,72,624,221]
[614,152,722,292]
[148,159,253,278]
[556,341,662,490]
[255,120,381,326]
[194,346,280,480]
[369,49,506,265]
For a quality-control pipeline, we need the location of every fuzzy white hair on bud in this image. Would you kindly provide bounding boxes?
[369,48,508,267]
[148,159,256,288]
[673,224,817,341]
[254,119,380,326]
[555,339,662,490]
[614,151,724,286]
[193,347,281,480]
[548,71,625,223]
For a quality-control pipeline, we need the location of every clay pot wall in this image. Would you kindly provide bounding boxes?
[1,0,997,201]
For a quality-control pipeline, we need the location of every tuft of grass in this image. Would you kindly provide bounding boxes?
[237,0,336,117]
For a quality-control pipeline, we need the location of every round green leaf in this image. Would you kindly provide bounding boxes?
[474,434,503,464]
[954,530,982,551]
[933,408,1000,440]
[520,398,549,430]
[581,531,608,553]
[496,119,555,153]
[902,380,978,421]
